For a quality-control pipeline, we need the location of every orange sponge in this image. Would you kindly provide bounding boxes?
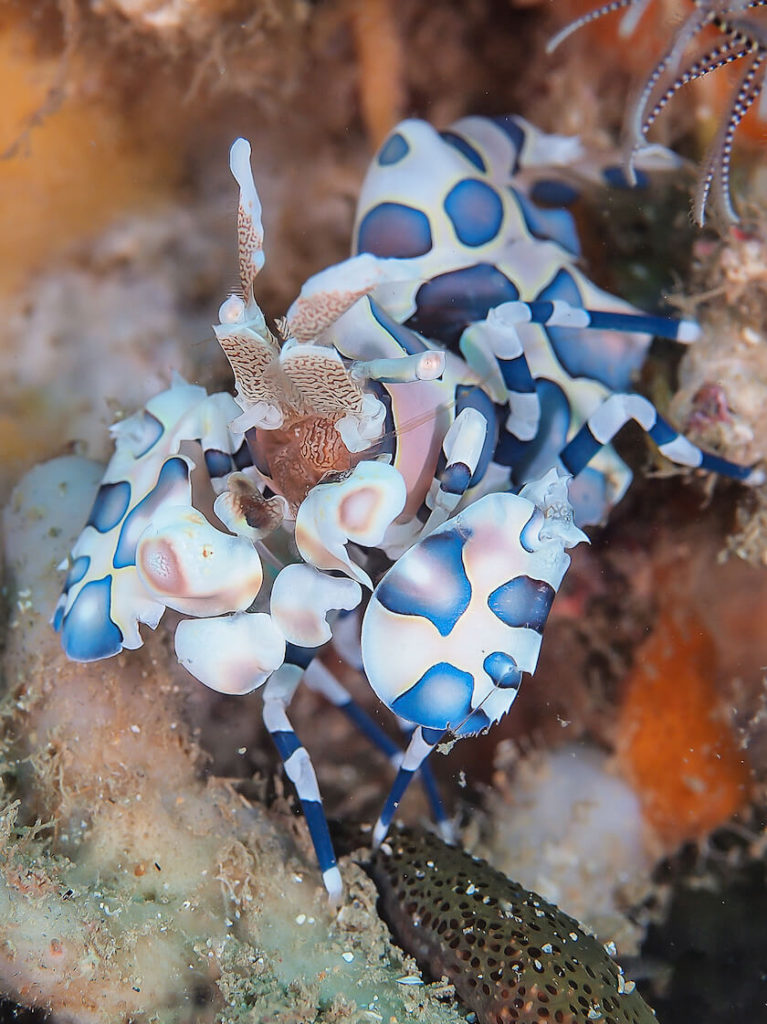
[616,601,751,846]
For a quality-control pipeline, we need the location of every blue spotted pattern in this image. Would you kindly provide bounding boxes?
[378,132,410,165]
[488,115,526,172]
[369,298,428,356]
[488,575,555,632]
[132,410,165,459]
[529,178,580,207]
[64,555,91,591]
[408,263,520,347]
[519,509,545,553]
[113,456,190,569]
[52,604,64,631]
[87,481,131,534]
[357,202,433,259]
[376,530,472,637]
[444,179,504,247]
[513,189,580,257]
[540,270,643,392]
[60,576,123,661]
[453,706,492,737]
[483,651,523,690]
[439,130,486,172]
[391,662,474,731]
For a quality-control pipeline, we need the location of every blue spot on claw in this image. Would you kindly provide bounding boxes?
[376,530,472,637]
[378,132,410,165]
[61,577,123,661]
[483,651,522,690]
[392,662,474,730]
[488,575,555,632]
[439,131,486,171]
[113,456,190,569]
[87,481,131,534]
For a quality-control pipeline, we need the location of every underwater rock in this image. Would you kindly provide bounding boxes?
[0,456,466,1023]
[673,226,767,474]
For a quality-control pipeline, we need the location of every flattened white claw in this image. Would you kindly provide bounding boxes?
[136,504,263,616]
[271,564,362,647]
[285,253,435,342]
[175,612,284,694]
[294,462,407,588]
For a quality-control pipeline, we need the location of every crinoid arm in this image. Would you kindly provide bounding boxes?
[694,44,766,224]
[622,5,719,182]
[637,36,754,144]
[546,0,640,53]
[548,1,767,223]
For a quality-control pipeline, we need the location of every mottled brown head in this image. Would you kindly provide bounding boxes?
[370,827,656,1024]
[255,414,364,511]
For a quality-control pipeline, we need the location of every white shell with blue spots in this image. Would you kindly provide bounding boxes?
[362,470,587,736]
[352,116,659,525]
[54,378,246,661]
[52,120,756,895]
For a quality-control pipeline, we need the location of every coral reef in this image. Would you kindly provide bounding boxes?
[1,456,465,1023]
[671,218,767,564]
[1,2,766,1022]
[547,1,767,222]
[642,830,767,1023]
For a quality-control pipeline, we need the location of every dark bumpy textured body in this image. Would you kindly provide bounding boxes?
[370,827,656,1024]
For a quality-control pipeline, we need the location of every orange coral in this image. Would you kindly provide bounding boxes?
[615,597,751,846]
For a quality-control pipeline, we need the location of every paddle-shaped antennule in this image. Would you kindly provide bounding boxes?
[229,137,265,300]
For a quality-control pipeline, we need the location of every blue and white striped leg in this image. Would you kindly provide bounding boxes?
[495,298,701,344]
[262,663,343,902]
[460,298,699,446]
[372,726,446,848]
[423,405,489,533]
[459,313,541,442]
[559,392,762,483]
[303,659,452,840]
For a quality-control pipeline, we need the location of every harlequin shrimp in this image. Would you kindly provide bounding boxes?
[549,0,767,224]
[54,116,760,899]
